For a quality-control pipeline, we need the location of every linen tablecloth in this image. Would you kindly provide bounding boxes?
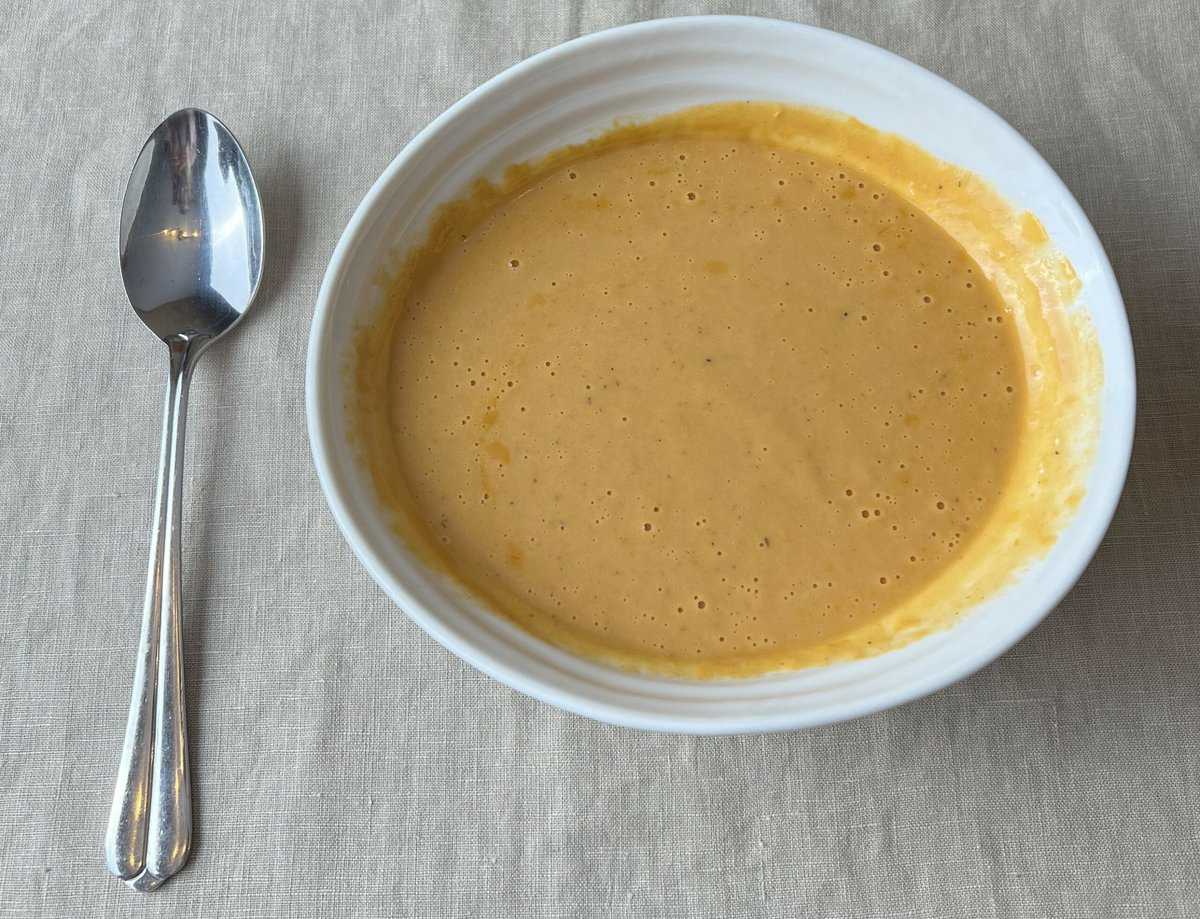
[1,2,1197,916]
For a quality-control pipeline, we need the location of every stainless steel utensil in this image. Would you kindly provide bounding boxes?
[104,108,264,891]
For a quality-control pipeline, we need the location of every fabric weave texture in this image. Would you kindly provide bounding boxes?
[0,2,1196,916]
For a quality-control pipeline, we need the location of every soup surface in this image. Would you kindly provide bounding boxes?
[355,104,1046,677]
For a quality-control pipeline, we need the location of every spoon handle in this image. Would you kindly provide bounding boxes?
[105,338,197,889]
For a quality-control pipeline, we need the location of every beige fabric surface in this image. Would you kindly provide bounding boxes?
[1,1,1197,916]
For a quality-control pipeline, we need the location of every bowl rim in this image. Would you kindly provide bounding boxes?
[305,14,1136,733]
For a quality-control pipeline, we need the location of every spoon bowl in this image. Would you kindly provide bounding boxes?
[119,108,263,346]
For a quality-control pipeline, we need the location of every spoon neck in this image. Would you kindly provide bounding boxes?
[165,336,206,379]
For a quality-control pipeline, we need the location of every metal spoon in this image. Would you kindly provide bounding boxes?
[104,108,264,891]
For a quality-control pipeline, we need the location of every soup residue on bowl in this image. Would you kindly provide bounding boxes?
[351,102,1100,678]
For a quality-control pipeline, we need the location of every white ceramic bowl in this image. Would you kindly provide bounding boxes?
[307,16,1135,733]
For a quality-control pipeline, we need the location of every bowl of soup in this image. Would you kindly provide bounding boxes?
[306,16,1135,732]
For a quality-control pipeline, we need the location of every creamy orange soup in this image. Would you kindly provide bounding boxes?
[353,104,1098,677]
